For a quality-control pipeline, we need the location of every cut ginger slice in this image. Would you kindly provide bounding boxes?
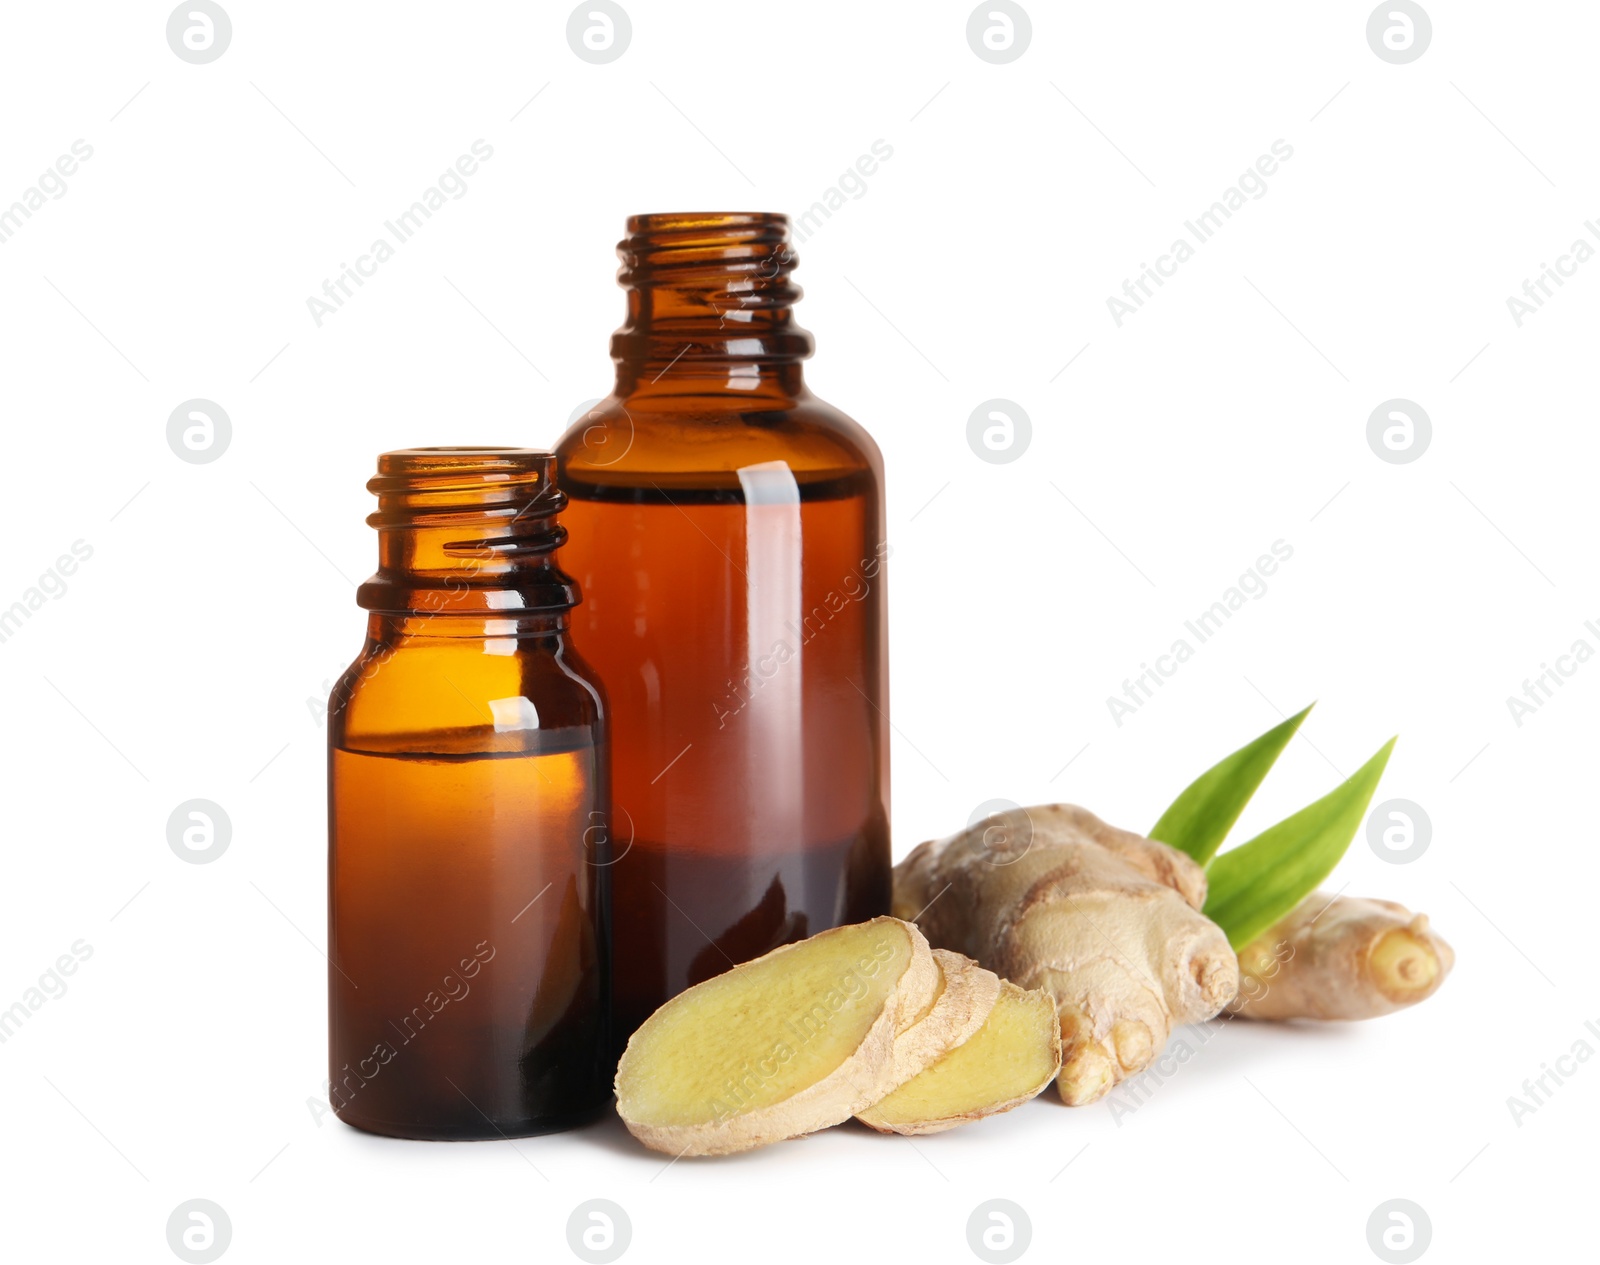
[881,949,1001,1091]
[857,980,1061,1136]
[614,916,938,1156]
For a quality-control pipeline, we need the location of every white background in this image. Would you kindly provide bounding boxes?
[1,2,1593,1261]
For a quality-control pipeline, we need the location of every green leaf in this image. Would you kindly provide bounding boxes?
[1203,736,1397,950]
[1149,704,1314,865]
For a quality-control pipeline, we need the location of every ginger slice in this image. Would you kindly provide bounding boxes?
[1230,891,1455,1021]
[614,916,937,1156]
[857,980,1061,1135]
[880,949,1002,1092]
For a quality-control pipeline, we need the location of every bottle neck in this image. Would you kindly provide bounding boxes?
[365,611,571,643]
[610,212,812,398]
[356,448,580,617]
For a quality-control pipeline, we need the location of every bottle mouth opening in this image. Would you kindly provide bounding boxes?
[367,447,564,525]
[618,212,795,276]
[625,211,789,234]
[375,447,554,476]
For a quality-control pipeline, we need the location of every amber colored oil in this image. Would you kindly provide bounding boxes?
[328,741,606,1138]
[327,449,611,1139]
[554,214,891,1042]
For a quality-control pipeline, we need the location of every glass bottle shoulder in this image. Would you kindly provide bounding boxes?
[329,623,605,757]
[555,390,882,496]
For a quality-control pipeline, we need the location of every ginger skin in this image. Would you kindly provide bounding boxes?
[879,949,1002,1090]
[893,804,1238,1106]
[1229,891,1454,1021]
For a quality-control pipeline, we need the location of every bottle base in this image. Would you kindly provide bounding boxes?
[334,1097,612,1141]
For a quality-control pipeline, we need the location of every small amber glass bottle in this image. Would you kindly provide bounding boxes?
[554,213,891,1045]
[327,448,611,1139]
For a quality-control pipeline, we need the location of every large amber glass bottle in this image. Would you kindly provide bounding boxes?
[327,448,611,1139]
[554,213,890,1043]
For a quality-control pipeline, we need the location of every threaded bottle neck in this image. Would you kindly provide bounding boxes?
[611,212,813,385]
[356,448,579,615]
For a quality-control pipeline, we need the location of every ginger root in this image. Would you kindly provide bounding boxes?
[893,803,1238,1106]
[1229,891,1455,1021]
[857,977,1060,1135]
[613,916,938,1155]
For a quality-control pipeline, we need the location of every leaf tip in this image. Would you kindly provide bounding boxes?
[1281,702,1315,736]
